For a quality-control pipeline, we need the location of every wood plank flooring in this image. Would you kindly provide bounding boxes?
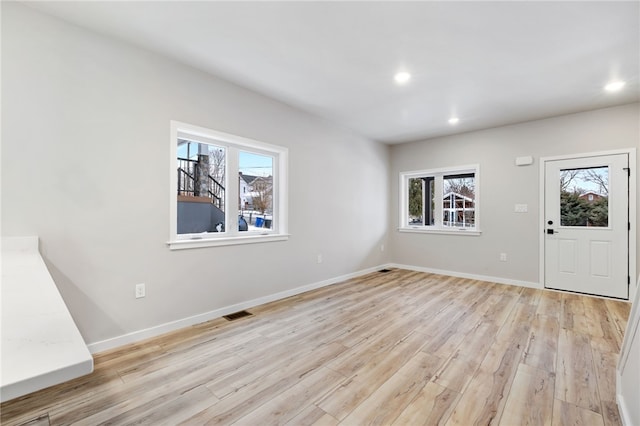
[1,269,630,425]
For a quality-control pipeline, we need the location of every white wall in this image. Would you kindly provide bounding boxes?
[617,275,640,426]
[1,3,390,347]
[3,1,638,353]
[390,104,640,292]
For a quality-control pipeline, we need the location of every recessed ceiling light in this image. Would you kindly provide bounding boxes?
[394,72,411,85]
[605,81,626,92]
[448,117,460,125]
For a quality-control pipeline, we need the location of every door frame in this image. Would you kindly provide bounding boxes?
[539,148,637,301]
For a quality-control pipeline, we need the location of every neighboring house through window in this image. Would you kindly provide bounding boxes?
[169,121,288,249]
[399,165,480,235]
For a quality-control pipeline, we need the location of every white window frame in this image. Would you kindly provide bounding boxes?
[399,164,481,236]
[168,121,289,250]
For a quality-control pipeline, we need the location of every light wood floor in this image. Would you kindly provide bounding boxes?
[1,269,630,426]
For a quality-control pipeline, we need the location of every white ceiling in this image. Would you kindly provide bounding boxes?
[25,1,640,144]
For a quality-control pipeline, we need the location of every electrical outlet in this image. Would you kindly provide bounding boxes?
[317,254,323,264]
[500,253,507,262]
[135,283,146,299]
[381,244,385,252]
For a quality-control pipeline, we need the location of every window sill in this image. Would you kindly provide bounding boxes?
[168,233,290,250]
[398,227,482,236]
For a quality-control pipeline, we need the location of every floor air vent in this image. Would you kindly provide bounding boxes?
[379,269,392,273]
[223,310,253,321]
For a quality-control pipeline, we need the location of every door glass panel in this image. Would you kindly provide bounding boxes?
[559,166,608,227]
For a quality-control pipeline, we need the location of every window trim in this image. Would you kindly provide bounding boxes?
[399,164,481,236]
[168,121,289,250]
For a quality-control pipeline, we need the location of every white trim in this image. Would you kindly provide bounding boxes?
[539,148,636,301]
[617,369,632,426]
[617,275,640,426]
[539,157,545,293]
[398,228,482,236]
[629,151,637,303]
[619,275,640,372]
[399,164,480,232]
[173,121,287,154]
[539,148,636,163]
[167,233,289,250]
[388,263,541,289]
[169,120,289,249]
[86,263,389,353]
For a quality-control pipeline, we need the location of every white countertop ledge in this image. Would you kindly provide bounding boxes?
[1,236,94,403]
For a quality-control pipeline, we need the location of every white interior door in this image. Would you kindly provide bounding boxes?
[544,153,629,299]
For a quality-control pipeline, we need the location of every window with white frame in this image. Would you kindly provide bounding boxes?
[169,121,288,249]
[399,165,480,234]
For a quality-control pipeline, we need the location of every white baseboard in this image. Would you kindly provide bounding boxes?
[87,264,388,353]
[615,274,640,426]
[388,263,541,289]
[87,263,540,354]
[616,370,631,426]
